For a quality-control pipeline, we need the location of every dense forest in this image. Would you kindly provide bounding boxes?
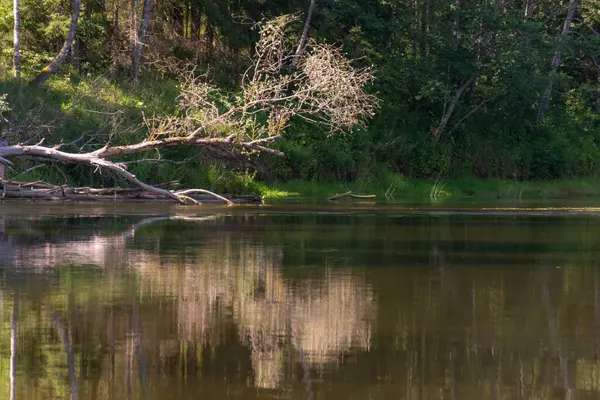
[0,0,599,195]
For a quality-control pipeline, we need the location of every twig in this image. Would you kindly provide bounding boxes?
[9,164,47,181]
[174,189,233,205]
[328,191,376,201]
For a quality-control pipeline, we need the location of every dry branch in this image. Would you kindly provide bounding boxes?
[0,180,260,203]
[328,191,376,201]
[0,135,272,204]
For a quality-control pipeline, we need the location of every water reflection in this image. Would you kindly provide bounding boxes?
[2,211,600,399]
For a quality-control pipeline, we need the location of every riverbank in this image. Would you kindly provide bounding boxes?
[256,177,600,201]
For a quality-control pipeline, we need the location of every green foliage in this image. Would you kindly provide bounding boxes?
[0,0,599,192]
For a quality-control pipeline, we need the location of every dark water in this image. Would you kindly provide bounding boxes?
[2,203,600,399]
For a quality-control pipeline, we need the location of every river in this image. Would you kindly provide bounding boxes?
[1,202,600,399]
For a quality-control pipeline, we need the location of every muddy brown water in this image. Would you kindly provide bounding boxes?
[2,202,600,399]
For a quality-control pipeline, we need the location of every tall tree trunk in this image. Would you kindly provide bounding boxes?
[434,76,474,138]
[130,0,152,82]
[424,0,431,57]
[206,19,214,60]
[523,0,535,51]
[172,5,184,37]
[111,0,120,78]
[291,0,316,68]
[13,0,20,79]
[72,0,93,72]
[538,0,578,118]
[128,0,138,59]
[32,0,82,86]
[191,2,201,40]
[524,0,534,20]
[451,0,461,52]
[71,38,81,72]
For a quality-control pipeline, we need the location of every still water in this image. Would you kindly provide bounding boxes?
[2,203,600,399]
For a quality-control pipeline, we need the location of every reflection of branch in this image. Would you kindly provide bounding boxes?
[10,298,17,400]
[121,215,219,240]
[46,306,79,400]
[130,301,148,400]
[539,269,573,400]
[327,191,376,201]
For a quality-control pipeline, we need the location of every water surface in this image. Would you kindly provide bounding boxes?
[2,203,600,399]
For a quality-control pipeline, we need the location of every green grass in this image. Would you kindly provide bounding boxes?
[257,176,600,202]
[4,74,600,203]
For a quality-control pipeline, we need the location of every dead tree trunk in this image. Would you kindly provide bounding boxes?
[13,0,20,79]
[291,0,316,68]
[130,0,152,82]
[33,0,82,86]
[0,135,278,204]
[538,0,578,118]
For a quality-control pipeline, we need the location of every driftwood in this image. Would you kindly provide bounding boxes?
[0,136,274,204]
[327,191,376,201]
[0,180,260,204]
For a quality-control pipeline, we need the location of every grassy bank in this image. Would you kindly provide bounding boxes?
[3,76,600,204]
[256,176,600,202]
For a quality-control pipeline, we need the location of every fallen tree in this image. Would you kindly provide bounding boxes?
[0,15,377,204]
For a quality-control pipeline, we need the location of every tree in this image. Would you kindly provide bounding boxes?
[291,0,316,68]
[13,0,20,79]
[0,16,377,203]
[538,0,579,118]
[111,0,120,77]
[32,0,82,86]
[130,0,152,82]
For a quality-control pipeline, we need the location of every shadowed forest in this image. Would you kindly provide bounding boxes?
[0,0,599,195]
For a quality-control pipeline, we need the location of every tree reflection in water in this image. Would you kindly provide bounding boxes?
[2,212,600,399]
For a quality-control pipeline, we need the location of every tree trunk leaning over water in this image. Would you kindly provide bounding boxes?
[13,0,21,79]
[130,0,152,82]
[32,0,82,86]
[0,135,275,204]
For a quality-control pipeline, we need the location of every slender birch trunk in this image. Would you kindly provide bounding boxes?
[130,0,152,82]
[13,0,21,79]
[291,0,316,68]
